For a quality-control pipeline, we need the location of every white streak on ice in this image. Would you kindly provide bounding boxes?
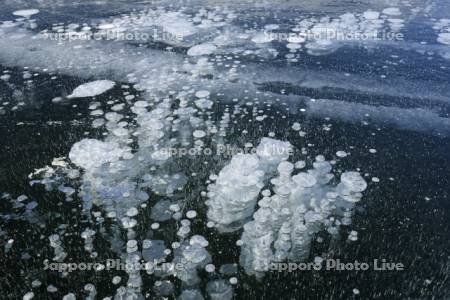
[307,99,450,137]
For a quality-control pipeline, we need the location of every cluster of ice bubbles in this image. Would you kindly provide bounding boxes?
[433,18,450,59]
[29,4,409,63]
[269,7,406,58]
[27,79,241,298]
[18,29,369,300]
[206,138,367,277]
[1,5,375,300]
[31,116,367,299]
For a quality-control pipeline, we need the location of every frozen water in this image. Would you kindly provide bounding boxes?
[1,0,448,299]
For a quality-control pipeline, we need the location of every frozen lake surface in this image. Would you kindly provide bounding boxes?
[0,0,449,299]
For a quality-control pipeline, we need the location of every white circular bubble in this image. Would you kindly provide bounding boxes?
[186,210,198,219]
[195,90,210,98]
[13,9,39,18]
[341,172,367,192]
[336,151,347,158]
[292,173,317,188]
[193,130,206,138]
[205,264,216,272]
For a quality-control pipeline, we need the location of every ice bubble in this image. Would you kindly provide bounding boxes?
[261,189,271,197]
[13,9,39,18]
[190,235,209,247]
[121,217,137,229]
[151,149,172,162]
[17,195,28,202]
[62,293,75,300]
[178,225,191,236]
[382,7,401,16]
[142,240,166,261]
[98,23,115,30]
[340,172,367,193]
[292,173,317,188]
[69,139,124,170]
[186,210,198,219]
[0,74,11,82]
[195,90,210,98]
[287,43,302,50]
[112,276,121,285]
[134,101,149,108]
[256,138,292,168]
[183,245,208,263]
[179,289,204,300]
[206,280,233,300]
[151,200,173,222]
[67,80,115,98]
[137,191,149,201]
[295,161,306,169]
[51,97,63,103]
[23,292,34,300]
[90,109,103,116]
[187,43,217,56]
[277,161,294,174]
[31,280,41,288]
[143,240,152,249]
[181,219,191,227]
[348,230,358,241]
[291,122,301,131]
[205,264,216,272]
[153,280,174,296]
[127,240,137,248]
[315,155,325,162]
[195,99,214,110]
[336,151,348,158]
[437,33,450,45]
[169,204,180,212]
[193,130,206,138]
[81,229,95,239]
[363,10,380,20]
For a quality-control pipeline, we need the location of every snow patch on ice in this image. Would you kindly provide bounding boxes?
[67,80,115,98]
